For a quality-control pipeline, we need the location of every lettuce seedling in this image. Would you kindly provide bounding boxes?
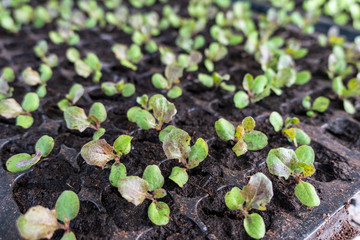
[64,102,107,138]
[0,92,40,128]
[33,40,59,67]
[127,94,177,130]
[332,76,360,114]
[266,146,320,207]
[57,83,85,111]
[22,65,52,98]
[204,42,228,72]
[101,80,135,97]
[198,72,235,92]
[269,111,311,146]
[210,25,243,46]
[66,48,102,83]
[112,43,143,71]
[159,126,208,187]
[302,96,330,117]
[152,64,184,99]
[225,173,273,239]
[17,190,79,240]
[49,21,80,45]
[0,67,14,100]
[215,117,268,156]
[118,165,170,225]
[6,135,54,173]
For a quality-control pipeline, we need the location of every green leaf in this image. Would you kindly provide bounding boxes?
[66,48,80,63]
[55,190,80,222]
[81,139,115,168]
[275,67,296,87]
[64,107,92,132]
[113,135,133,156]
[127,107,142,122]
[167,86,182,99]
[148,201,170,226]
[187,138,208,169]
[215,118,235,141]
[22,92,40,112]
[252,75,267,94]
[242,116,255,132]
[57,99,72,112]
[169,167,188,187]
[295,71,311,85]
[17,206,59,240]
[165,64,183,83]
[6,153,41,173]
[162,127,191,162]
[0,98,23,118]
[61,231,76,240]
[243,213,265,239]
[93,128,106,140]
[118,176,150,206]
[224,187,244,210]
[143,165,164,191]
[232,140,248,156]
[244,131,268,151]
[22,67,41,86]
[242,173,273,211]
[109,163,127,187]
[122,83,135,97]
[136,94,149,109]
[39,64,52,82]
[35,135,54,157]
[36,85,47,98]
[129,108,156,130]
[66,84,84,104]
[266,148,297,179]
[149,95,177,126]
[295,145,314,164]
[302,96,311,110]
[294,128,311,145]
[16,115,34,129]
[344,99,355,114]
[89,102,107,123]
[152,73,169,89]
[269,112,283,132]
[295,181,320,207]
[198,73,214,87]
[313,97,330,113]
[233,91,249,109]
[75,60,92,78]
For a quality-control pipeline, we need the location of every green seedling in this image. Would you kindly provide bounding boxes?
[0,9,18,33]
[215,117,268,156]
[332,76,360,114]
[101,80,135,97]
[57,83,84,111]
[0,67,15,100]
[129,0,156,8]
[302,96,330,117]
[0,92,40,128]
[225,173,273,239]
[159,126,208,187]
[198,72,235,92]
[210,25,243,46]
[118,165,170,225]
[49,21,80,45]
[78,0,106,28]
[151,64,184,99]
[112,43,143,70]
[64,102,107,138]
[159,47,202,72]
[22,65,52,98]
[269,112,311,146]
[66,48,102,82]
[127,94,177,130]
[266,146,320,207]
[204,42,228,72]
[16,190,79,240]
[33,40,59,67]
[6,135,54,173]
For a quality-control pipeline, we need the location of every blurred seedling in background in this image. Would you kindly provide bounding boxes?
[22,65,52,98]
[0,67,15,100]
[101,80,135,97]
[302,96,330,117]
[198,72,235,92]
[151,64,184,99]
[57,83,85,111]
[112,43,143,71]
[33,40,59,67]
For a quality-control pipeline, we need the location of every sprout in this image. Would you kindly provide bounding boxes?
[224,173,273,239]
[332,76,360,114]
[101,80,135,97]
[117,165,170,225]
[49,21,80,45]
[204,42,228,72]
[210,25,243,46]
[302,96,330,117]
[159,126,208,187]
[269,111,311,146]
[198,72,235,92]
[16,190,79,240]
[0,67,14,100]
[21,66,52,98]
[33,40,58,67]
[64,102,107,137]
[57,83,84,111]
[266,146,320,207]
[6,135,54,173]
[215,117,268,156]
[112,44,143,71]
[151,64,184,99]
[0,92,40,129]
[127,94,177,130]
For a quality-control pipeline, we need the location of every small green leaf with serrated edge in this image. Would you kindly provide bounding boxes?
[232,140,248,156]
[269,111,283,132]
[244,131,268,151]
[295,181,320,207]
[159,125,176,142]
[55,191,80,223]
[118,176,150,206]
[162,127,191,161]
[242,116,255,132]
[295,145,314,164]
[89,102,107,123]
[312,96,330,113]
[169,167,188,187]
[0,98,23,118]
[225,187,244,210]
[22,92,39,112]
[60,231,76,240]
[187,138,208,169]
[244,213,265,239]
[17,206,59,240]
[6,153,41,173]
[109,163,127,187]
[215,118,235,141]
[35,135,54,157]
[81,139,115,168]
[16,115,34,129]
[148,201,170,226]
[113,135,133,156]
[294,128,311,145]
[234,91,249,109]
[266,148,297,179]
[143,165,164,191]
[64,106,91,132]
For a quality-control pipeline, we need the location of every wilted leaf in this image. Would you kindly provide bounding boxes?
[165,64,183,83]
[143,165,164,191]
[75,60,92,78]
[64,106,91,132]
[266,148,297,179]
[215,118,235,141]
[149,95,177,125]
[80,139,115,168]
[22,67,41,86]
[118,176,150,206]
[225,187,244,210]
[162,127,191,162]
[148,201,170,226]
[295,181,320,207]
[55,191,80,222]
[232,140,248,156]
[242,116,255,132]
[0,98,23,118]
